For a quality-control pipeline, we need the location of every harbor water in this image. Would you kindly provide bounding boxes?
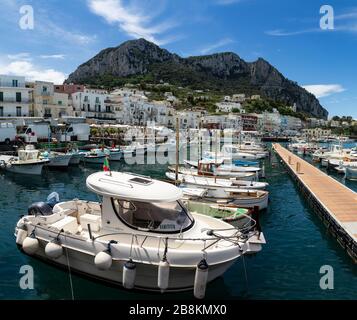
[0,150,356,300]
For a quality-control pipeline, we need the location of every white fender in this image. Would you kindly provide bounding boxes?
[194,259,209,299]
[94,251,112,270]
[22,236,39,255]
[45,242,63,259]
[16,229,28,246]
[122,259,136,289]
[158,259,170,292]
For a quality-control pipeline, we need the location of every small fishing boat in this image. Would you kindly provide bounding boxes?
[40,151,72,168]
[0,145,49,175]
[184,159,261,173]
[168,165,258,180]
[166,172,268,190]
[183,200,266,254]
[179,185,269,210]
[81,150,106,164]
[14,171,260,298]
[345,166,357,180]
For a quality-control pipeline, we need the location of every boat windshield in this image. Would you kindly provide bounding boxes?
[112,199,194,233]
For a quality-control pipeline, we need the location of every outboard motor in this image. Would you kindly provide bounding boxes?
[46,192,59,208]
[28,192,60,216]
[28,202,53,216]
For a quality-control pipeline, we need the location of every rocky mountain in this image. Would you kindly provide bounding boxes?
[66,38,328,119]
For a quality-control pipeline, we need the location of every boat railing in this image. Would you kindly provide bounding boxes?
[91,225,258,252]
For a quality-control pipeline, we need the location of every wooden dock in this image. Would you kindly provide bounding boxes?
[273,143,357,263]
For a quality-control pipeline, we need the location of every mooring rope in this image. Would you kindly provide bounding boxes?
[64,235,75,301]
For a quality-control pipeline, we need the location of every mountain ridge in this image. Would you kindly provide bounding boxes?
[66,38,328,119]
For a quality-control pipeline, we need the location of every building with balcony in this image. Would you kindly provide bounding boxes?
[72,89,115,120]
[0,75,32,117]
[31,81,72,118]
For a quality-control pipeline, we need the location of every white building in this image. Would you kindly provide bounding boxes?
[202,114,242,130]
[216,102,242,113]
[177,111,203,129]
[0,75,32,117]
[72,89,115,120]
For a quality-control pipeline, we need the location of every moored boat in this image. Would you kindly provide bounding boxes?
[0,145,49,175]
[14,171,260,297]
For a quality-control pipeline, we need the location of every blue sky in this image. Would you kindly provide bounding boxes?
[0,0,357,118]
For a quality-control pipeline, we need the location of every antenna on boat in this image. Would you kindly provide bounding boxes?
[175,117,179,185]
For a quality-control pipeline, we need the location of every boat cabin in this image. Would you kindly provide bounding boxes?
[86,172,194,234]
[18,145,40,162]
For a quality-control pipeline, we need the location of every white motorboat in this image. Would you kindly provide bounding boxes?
[205,145,266,161]
[81,150,106,164]
[40,151,72,168]
[122,142,146,156]
[169,164,258,180]
[93,147,122,161]
[14,172,259,297]
[68,151,84,165]
[184,159,261,174]
[345,166,357,180]
[0,145,49,175]
[179,185,269,210]
[166,172,268,190]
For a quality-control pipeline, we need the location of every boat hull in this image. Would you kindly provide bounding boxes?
[346,167,357,180]
[47,155,72,168]
[5,162,45,175]
[17,239,236,292]
[82,156,106,164]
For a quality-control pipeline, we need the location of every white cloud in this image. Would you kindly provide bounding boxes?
[40,54,66,59]
[87,0,177,45]
[200,38,235,54]
[7,53,32,61]
[265,28,321,36]
[0,60,66,84]
[303,84,346,98]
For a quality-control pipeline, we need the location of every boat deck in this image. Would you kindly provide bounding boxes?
[273,144,357,261]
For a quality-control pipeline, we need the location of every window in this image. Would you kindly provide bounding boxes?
[16,106,22,116]
[43,99,48,105]
[42,86,47,93]
[0,107,3,116]
[12,79,18,87]
[16,92,21,102]
[111,199,194,233]
[0,92,3,101]
[106,105,111,113]
[95,97,100,103]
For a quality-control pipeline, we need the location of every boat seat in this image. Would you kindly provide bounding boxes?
[36,211,66,225]
[51,216,78,234]
[80,214,101,232]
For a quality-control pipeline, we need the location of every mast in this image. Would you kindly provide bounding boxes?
[175,117,179,184]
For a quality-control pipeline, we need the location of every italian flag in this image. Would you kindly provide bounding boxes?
[103,157,110,172]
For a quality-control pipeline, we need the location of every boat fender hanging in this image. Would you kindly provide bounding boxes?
[194,259,209,299]
[94,240,117,271]
[158,259,170,292]
[16,224,28,246]
[22,232,39,255]
[45,241,63,259]
[123,259,136,289]
[94,251,112,270]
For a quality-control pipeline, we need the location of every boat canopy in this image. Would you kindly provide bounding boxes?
[86,171,183,203]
